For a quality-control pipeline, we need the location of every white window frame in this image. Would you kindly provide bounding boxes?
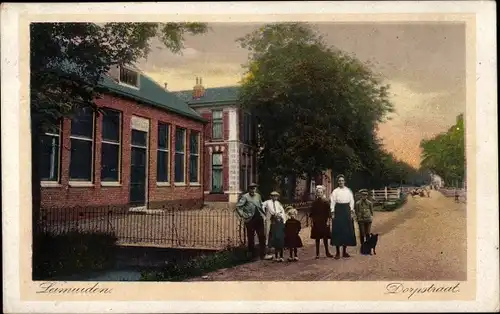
[69,109,95,185]
[189,131,200,184]
[40,127,61,185]
[100,108,122,185]
[211,152,223,193]
[211,110,223,140]
[157,122,171,186]
[174,127,186,185]
[118,66,140,89]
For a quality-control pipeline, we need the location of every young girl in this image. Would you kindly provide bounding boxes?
[284,206,303,261]
[268,195,287,262]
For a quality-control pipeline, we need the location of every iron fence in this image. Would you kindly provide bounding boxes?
[37,201,313,250]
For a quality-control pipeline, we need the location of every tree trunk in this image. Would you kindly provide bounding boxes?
[289,174,297,201]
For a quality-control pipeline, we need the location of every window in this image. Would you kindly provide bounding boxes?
[39,125,61,182]
[119,67,139,87]
[69,107,95,181]
[101,109,121,182]
[189,131,200,183]
[212,110,223,140]
[242,113,252,143]
[157,123,170,183]
[211,153,223,193]
[174,128,186,183]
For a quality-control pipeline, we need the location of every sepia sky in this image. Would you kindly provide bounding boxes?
[138,22,466,168]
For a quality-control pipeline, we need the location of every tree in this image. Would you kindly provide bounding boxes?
[237,23,394,197]
[31,22,208,232]
[420,114,465,186]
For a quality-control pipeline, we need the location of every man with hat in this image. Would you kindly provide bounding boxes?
[263,191,286,261]
[235,182,267,260]
[355,189,374,246]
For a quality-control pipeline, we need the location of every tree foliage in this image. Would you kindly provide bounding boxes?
[237,23,403,195]
[420,114,465,185]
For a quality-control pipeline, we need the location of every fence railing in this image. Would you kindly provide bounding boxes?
[439,188,467,202]
[37,201,313,250]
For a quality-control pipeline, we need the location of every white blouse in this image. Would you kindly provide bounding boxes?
[263,199,287,222]
[330,187,355,213]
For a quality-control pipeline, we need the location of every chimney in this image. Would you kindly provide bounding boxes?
[192,76,205,99]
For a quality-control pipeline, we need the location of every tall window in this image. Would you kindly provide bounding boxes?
[212,110,223,140]
[69,107,94,181]
[189,131,200,183]
[101,109,121,182]
[211,153,223,193]
[157,123,170,183]
[119,67,139,87]
[39,124,61,182]
[174,127,186,183]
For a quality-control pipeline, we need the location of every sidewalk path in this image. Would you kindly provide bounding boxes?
[187,192,467,281]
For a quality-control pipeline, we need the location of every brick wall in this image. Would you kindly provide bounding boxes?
[41,93,205,209]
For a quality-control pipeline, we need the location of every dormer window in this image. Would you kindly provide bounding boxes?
[119,67,139,88]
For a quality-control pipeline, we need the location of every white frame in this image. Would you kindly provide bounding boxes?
[129,125,149,210]
[211,109,223,140]
[211,152,223,193]
[174,127,186,185]
[156,122,171,186]
[39,129,61,184]
[68,109,95,185]
[189,130,200,185]
[100,108,122,185]
[118,66,140,89]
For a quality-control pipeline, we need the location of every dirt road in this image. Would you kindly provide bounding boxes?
[187,192,467,281]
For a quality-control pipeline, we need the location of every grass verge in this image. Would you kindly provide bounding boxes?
[140,246,251,281]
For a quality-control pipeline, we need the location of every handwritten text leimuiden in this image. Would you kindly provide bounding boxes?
[36,282,113,294]
[385,282,461,299]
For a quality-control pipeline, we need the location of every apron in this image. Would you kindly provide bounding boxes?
[330,202,357,247]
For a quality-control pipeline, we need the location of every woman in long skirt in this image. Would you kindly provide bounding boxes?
[329,174,357,259]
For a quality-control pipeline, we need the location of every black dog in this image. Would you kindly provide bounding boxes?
[360,233,378,255]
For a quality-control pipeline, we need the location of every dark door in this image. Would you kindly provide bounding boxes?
[130,129,148,206]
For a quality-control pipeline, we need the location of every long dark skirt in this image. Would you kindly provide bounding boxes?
[268,220,285,249]
[330,203,357,247]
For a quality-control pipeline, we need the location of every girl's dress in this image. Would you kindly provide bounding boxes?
[268,201,287,249]
[284,218,303,249]
[309,197,331,239]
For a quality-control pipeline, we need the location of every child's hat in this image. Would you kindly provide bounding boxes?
[270,191,280,196]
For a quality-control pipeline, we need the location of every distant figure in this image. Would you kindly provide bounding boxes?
[309,185,333,259]
[284,207,303,261]
[329,174,357,259]
[426,189,431,197]
[454,190,460,203]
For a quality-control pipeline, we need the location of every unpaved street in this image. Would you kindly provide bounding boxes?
[187,191,467,281]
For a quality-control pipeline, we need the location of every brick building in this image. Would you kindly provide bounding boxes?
[39,66,206,210]
[176,79,258,203]
[176,79,333,203]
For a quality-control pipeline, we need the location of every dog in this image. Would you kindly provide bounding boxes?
[360,233,378,255]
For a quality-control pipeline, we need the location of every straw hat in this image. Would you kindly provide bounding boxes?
[270,191,280,196]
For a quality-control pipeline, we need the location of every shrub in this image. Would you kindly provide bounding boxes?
[140,246,251,281]
[32,231,118,280]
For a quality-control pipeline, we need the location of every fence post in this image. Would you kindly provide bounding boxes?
[384,186,388,200]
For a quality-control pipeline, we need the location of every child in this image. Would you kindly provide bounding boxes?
[284,206,303,261]
[268,196,287,262]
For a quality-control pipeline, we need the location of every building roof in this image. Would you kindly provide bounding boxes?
[51,60,205,122]
[175,86,240,106]
[100,74,204,122]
